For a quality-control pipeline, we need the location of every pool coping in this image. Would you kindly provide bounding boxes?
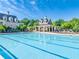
[34,32,79,36]
[0,32,79,36]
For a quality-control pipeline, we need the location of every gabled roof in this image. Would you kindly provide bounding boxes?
[0,13,17,18]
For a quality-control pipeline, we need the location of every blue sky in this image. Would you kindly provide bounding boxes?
[0,0,79,20]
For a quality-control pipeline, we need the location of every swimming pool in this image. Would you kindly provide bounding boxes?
[0,45,17,59]
[0,32,79,59]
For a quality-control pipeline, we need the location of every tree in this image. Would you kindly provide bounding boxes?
[70,18,79,29]
[72,24,79,32]
[0,25,5,32]
[28,19,39,31]
[17,25,27,31]
[21,18,30,27]
[61,22,72,30]
[52,19,65,26]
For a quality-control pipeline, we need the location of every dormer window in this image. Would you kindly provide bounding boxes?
[9,17,12,22]
[13,19,15,22]
[14,18,17,22]
[3,16,7,21]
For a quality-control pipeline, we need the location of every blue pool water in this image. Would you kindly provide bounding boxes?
[0,45,17,59]
[0,32,79,59]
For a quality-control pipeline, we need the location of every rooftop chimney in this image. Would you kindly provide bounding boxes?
[7,11,10,15]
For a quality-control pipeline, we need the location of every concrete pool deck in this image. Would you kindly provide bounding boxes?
[0,31,79,36]
[35,32,79,36]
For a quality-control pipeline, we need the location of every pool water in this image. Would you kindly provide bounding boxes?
[0,32,79,59]
[0,45,17,59]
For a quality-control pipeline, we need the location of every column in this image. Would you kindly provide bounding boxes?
[43,27,44,32]
[39,27,40,32]
[35,26,36,31]
[48,27,49,32]
[52,26,54,32]
[49,26,50,32]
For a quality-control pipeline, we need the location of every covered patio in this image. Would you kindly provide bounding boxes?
[35,25,51,32]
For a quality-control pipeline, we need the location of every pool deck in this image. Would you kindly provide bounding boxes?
[0,31,79,35]
[34,32,79,36]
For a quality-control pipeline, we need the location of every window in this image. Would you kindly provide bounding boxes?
[14,18,17,22]
[9,17,13,22]
[3,16,7,20]
[0,22,3,25]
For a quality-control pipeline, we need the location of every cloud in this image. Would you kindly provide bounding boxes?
[30,0,36,5]
[0,0,31,19]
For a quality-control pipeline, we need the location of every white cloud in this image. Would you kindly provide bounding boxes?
[29,0,42,13]
[30,0,36,5]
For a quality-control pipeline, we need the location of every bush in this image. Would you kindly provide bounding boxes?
[0,25,5,32]
[61,22,72,29]
[17,25,27,31]
[72,24,79,32]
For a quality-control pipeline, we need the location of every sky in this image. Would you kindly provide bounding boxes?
[0,0,79,20]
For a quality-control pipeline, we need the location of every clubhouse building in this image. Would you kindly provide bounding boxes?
[0,12,22,28]
[34,16,56,32]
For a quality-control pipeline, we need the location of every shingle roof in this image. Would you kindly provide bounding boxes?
[0,13,17,20]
